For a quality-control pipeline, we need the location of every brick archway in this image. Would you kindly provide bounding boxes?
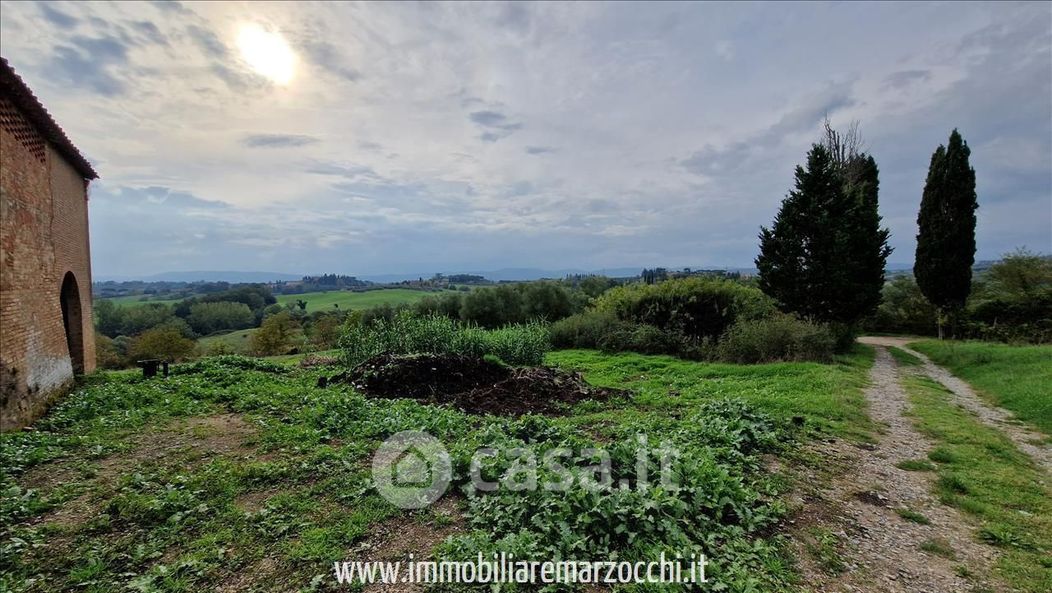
[60,272,84,375]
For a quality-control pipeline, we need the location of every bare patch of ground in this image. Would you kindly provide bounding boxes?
[790,346,999,593]
[23,413,259,530]
[350,496,466,593]
[860,336,1051,473]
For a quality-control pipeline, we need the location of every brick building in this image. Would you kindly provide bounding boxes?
[1,58,98,429]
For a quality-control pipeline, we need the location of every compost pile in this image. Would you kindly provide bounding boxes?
[333,353,619,416]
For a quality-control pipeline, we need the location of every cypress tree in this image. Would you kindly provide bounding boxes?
[757,144,891,334]
[914,129,978,338]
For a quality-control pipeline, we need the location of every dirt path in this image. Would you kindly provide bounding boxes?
[860,336,1051,473]
[794,345,998,592]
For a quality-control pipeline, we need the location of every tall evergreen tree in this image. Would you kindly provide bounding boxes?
[756,144,891,330]
[914,129,978,338]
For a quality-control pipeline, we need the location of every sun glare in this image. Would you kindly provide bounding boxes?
[237,23,296,85]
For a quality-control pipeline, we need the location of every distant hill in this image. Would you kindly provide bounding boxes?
[359,267,648,283]
[120,271,303,283]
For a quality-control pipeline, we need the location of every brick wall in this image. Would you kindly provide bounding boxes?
[0,97,95,430]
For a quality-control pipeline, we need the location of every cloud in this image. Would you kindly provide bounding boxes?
[469,110,521,130]
[185,23,227,56]
[300,39,361,81]
[469,110,523,142]
[715,40,733,61]
[883,69,932,89]
[48,34,131,96]
[242,134,320,148]
[131,20,168,46]
[0,1,1045,276]
[681,82,856,177]
[38,2,78,30]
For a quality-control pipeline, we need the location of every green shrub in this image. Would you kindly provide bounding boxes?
[338,312,549,367]
[594,277,775,340]
[717,315,835,363]
[549,310,626,349]
[597,323,681,355]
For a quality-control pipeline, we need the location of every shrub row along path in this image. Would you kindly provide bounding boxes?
[861,336,1051,473]
[797,340,1013,592]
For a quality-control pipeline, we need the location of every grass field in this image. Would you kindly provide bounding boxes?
[0,349,876,592]
[196,328,258,353]
[102,288,445,313]
[903,374,1052,591]
[910,340,1052,435]
[274,288,447,311]
[547,345,876,441]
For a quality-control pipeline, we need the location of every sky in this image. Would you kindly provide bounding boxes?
[1,1,1049,279]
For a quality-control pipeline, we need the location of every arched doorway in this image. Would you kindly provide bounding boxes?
[60,272,85,375]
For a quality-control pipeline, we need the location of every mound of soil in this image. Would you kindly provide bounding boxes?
[333,353,619,416]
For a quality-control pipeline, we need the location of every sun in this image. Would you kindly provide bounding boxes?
[237,23,296,85]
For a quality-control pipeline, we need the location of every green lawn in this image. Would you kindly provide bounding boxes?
[903,374,1052,592]
[0,348,876,592]
[274,288,447,312]
[910,340,1052,435]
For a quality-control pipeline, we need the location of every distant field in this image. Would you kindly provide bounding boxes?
[101,294,189,308]
[274,288,448,311]
[910,340,1052,435]
[102,288,446,312]
[194,289,443,353]
[197,328,258,353]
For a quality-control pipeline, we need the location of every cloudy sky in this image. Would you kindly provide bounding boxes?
[1,1,1049,278]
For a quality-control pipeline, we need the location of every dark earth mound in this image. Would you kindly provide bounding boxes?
[332,353,621,416]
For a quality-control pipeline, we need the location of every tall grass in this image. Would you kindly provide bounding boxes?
[338,312,549,367]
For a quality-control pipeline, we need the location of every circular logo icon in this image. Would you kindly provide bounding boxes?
[372,431,452,509]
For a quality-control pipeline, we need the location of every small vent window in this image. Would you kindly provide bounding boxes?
[0,98,46,163]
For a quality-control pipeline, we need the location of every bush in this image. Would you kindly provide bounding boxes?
[549,311,627,349]
[250,311,300,356]
[594,277,775,340]
[866,275,938,336]
[186,301,255,335]
[95,333,128,369]
[460,284,524,328]
[129,325,196,362]
[716,315,835,363]
[338,312,549,367]
[413,292,464,319]
[598,323,681,355]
